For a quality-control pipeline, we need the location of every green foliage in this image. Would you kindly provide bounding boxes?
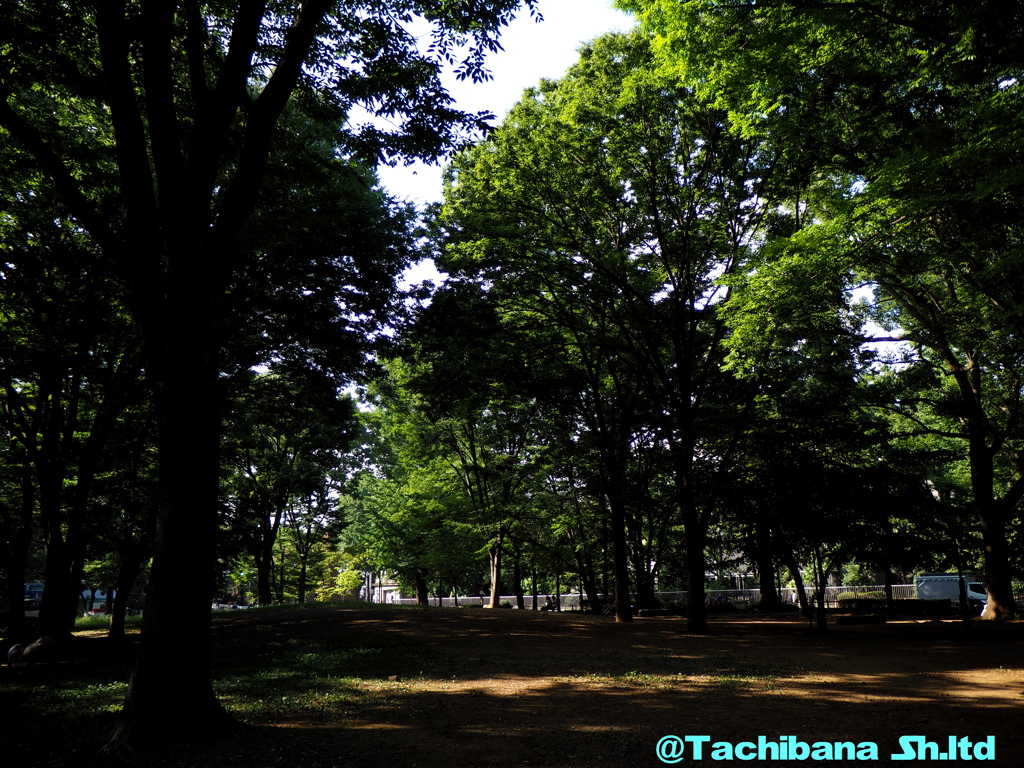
[841,563,876,587]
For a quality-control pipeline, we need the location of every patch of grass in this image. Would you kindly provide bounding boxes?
[211,629,434,723]
[699,658,788,691]
[74,613,143,630]
[1,656,135,767]
[557,670,687,690]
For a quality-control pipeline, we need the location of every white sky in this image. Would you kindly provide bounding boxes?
[376,0,636,208]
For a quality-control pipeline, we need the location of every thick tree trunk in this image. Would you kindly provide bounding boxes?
[751,522,782,611]
[683,508,708,633]
[967,434,1015,619]
[631,547,657,610]
[106,303,235,748]
[37,536,82,639]
[253,548,274,605]
[756,561,782,611]
[109,586,130,639]
[979,511,1015,619]
[415,571,429,605]
[963,363,1015,620]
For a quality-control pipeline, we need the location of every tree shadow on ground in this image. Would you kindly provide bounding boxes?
[6,606,1023,767]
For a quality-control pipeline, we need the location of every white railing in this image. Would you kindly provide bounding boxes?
[393,584,918,609]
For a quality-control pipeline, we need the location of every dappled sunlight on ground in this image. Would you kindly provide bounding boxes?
[12,604,1017,767]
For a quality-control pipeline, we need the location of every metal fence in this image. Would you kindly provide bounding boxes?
[394,583,921,609]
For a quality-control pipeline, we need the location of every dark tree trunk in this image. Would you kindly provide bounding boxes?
[753,533,782,611]
[631,545,657,610]
[777,543,809,615]
[252,508,282,606]
[812,552,828,631]
[109,586,130,639]
[276,547,287,603]
[37,535,81,639]
[0,466,34,638]
[883,567,895,618]
[108,299,235,745]
[683,511,708,633]
[608,491,633,622]
[1,545,29,638]
[979,508,1015,619]
[297,556,308,603]
[511,540,525,610]
[572,546,603,614]
[415,570,429,605]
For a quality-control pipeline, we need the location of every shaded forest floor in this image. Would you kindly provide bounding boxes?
[5,604,1024,767]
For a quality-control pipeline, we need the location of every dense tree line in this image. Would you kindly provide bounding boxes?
[346,6,1023,629]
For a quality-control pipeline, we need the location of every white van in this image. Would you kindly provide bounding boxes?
[915,575,988,609]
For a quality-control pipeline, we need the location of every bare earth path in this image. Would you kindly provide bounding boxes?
[137,606,1024,768]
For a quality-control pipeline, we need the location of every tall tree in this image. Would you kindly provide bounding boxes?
[223,369,356,606]
[438,32,777,630]
[0,0,537,745]
[0,186,142,639]
[383,288,547,608]
[627,0,1024,618]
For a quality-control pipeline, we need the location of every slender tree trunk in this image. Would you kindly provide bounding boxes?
[883,566,895,618]
[812,551,828,631]
[487,528,503,608]
[1,545,28,637]
[252,508,282,605]
[608,491,633,622]
[0,467,34,637]
[511,541,525,609]
[777,544,809,615]
[572,547,602,614]
[297,556,307,603]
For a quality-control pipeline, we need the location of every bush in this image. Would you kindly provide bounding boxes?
[836,591,886,602]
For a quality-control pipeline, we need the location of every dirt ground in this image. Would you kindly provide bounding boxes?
[134,606,1024,768]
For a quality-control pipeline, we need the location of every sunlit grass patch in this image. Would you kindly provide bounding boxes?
[698,659,789,692]
[74,613,143,631]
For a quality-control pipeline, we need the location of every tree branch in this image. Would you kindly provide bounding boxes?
[0,91,118,253]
